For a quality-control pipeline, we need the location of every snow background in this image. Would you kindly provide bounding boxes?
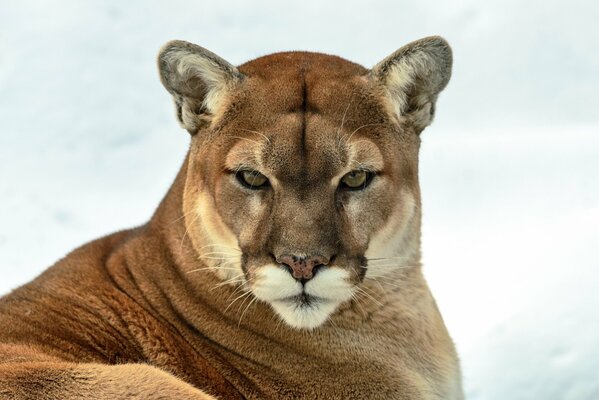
[1,0,598,398]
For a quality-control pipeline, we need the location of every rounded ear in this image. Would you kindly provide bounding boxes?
[158,40,244,133]
[370,36,452,131]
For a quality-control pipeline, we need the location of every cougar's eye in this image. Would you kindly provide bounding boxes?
[236,170,269,189]
[340,170,374,190]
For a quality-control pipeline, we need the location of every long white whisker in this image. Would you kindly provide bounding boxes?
[240,128,271,144]
[168,208,197,225]
[186,266,241,274]
[235,291,254,316]
[336,98,353,147]
[196,244,242,253]
[365,277,403,289]
[210,274,246,291]
[238,296,258,327]
[344,123,386,146]
[179,211,202,252]
[224,291,253,313]
[350,292,368,315]
[226,281,250,302]
[218,259,241,266]
[355,286,383,307]
[197,255,239,261]
[230,136,262,146]
[198,251,241,257]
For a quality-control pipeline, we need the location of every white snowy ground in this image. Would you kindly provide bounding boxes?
[1,1,598,399]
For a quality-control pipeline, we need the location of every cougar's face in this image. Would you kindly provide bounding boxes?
[182,54,422,329]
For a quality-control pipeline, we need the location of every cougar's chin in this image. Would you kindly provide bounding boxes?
[251,265,355,330]
[270,297,342,329]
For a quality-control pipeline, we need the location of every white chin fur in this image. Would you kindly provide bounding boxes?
[251,265,354,329]
[270,299,340,329]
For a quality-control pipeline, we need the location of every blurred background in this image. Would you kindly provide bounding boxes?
[1,0,598,398]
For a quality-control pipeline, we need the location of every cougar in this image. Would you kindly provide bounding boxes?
[0,36,463,399]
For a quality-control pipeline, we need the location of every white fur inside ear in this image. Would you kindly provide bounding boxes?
[159,41,243,131]
[164,49,232,115]
[378,52,438,123]
[381,58,418,116]
[372,37,452,128]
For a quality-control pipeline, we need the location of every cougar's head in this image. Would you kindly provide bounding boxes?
[158,37,452,329]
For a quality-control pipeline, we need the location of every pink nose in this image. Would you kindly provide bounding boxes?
[276,254,330,281]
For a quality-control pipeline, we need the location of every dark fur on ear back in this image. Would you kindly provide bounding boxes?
[371,36,452,131]
[157,40,244,133]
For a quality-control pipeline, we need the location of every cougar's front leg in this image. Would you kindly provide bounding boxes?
[0,344,216,400]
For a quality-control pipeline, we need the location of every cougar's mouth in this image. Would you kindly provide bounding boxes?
[280,293,322,307]
[247,264,356,329]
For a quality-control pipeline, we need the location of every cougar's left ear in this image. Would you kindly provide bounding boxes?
[158,40,244,134]
[370,36,452,132]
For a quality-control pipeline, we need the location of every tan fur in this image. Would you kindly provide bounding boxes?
[0,36,463,399]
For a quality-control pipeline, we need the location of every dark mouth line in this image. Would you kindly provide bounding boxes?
[279,293,323,306]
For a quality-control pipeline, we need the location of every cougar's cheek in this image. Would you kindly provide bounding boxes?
[364,189,419,278]
[183,191,243,281]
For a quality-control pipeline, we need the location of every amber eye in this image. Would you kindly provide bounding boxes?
[236,170,269,189]
[340,170,374,190]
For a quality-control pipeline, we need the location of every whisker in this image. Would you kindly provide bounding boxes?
[361,264,418,269]
[224,291,253,313]
[355,286,384,307]
[370,278,385,292]
[240,129,271,144]
[238,296,258,327]
[367,256,411,261]
[272,314,285,334]
[217,259,241,266]
[168,208,197,225]
[197,255,239,261]
[226,281,250,302]
[365,277,403,289]
[343,123,386,146]
[210,274,246,291]
[186,266,241,274]
[198,251,241,257]
[196,244,242,253]
[216,262,242,272]
[350,292,368,315]
[235,291,255,316]
[230,136,262,146]
[179,211,202,252]
[336,98,353,147]
[327,317,344,336]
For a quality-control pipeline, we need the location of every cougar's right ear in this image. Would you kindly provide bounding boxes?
[158,40,244,134]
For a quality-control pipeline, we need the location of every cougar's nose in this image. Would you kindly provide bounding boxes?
[275,254,330,283]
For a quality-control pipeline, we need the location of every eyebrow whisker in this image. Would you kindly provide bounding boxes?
[240,128,271,144]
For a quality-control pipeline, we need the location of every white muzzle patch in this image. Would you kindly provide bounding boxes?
[251,265,355,329]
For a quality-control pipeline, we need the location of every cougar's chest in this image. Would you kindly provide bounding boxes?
[204,329,413,399]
